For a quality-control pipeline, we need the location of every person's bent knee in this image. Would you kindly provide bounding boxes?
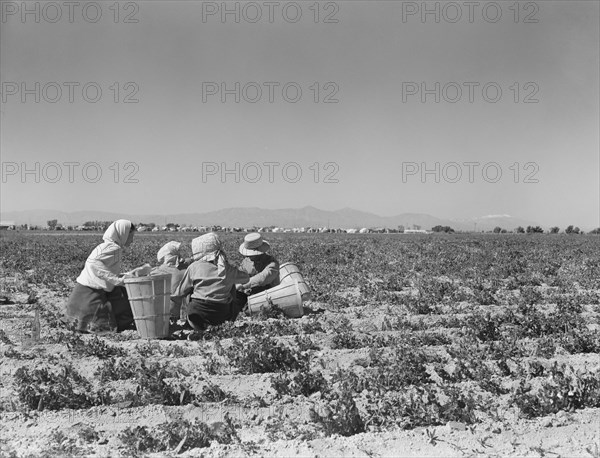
[187,313,207,332]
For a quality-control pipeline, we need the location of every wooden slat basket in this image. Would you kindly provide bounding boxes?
[124,273,171,339]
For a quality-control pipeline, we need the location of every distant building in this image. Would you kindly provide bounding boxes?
[0,221,16,230]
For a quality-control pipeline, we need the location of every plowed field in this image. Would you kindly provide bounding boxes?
[1,232,599,457]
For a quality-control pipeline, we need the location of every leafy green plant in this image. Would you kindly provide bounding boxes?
[264,418,319,441]
[465,311,505,342]
[198,382,235,403]
[309,383,364,437]
[511,363,600,417]
[518,287,543,306]
[200,319,296,341]
[272,369,328,397]
[560,329,600,354]
[14,364,101,411]
[129,361,196,406]
[331,331,365,349]
[60,333,125,358]
[202,351,224,375]
[46,430,87,456]
[0,329,14,345]
[222,336,308,374]
[400,295,437,315]
[117,425,164,455]
[134,341,162,357]
[77,425,100,443]
[364,383,479,429]
[296,317,326,334]
[486,331,526,360]
[335,344,433,394]
[471,283,498,305]
[294,334,321,351]
[529,336,556,358]
[253,304,288,320]
[3,347,36,359]
[95,357,139,382]
[118,416,238,454]
[442,341,491,379]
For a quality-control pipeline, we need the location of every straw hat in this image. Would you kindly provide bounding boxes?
[239,233,271,256]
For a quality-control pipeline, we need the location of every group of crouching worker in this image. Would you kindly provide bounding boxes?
[63,219,280,334]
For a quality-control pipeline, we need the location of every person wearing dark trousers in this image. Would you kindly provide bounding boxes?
[171,233,249,332]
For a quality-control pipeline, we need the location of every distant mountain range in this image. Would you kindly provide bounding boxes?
[1,207,542,232]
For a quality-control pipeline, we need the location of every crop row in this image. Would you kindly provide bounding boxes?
[2,233,599,296]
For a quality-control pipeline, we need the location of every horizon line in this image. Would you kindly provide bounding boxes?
[0,205,518,221]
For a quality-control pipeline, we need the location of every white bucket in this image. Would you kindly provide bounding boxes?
[124,274,171,339]
[279,262,311,301]
[247,280,304,318]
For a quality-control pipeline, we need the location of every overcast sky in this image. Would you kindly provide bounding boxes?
[1,1,598,228]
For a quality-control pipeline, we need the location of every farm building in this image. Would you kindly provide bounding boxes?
[0,221,16,230]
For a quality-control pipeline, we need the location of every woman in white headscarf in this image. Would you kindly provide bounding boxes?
[171,232,250,331]
[151,241,190,320]
[64,219,136,333]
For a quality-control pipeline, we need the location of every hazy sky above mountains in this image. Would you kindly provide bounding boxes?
[1,1,598,228]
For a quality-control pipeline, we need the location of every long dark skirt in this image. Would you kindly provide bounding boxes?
[64,283,134,333]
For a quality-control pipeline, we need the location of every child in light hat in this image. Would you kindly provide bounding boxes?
[237,233,280,296]
[171,233,249,331]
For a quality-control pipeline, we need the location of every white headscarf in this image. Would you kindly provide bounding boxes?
[191,232,227,274]
[103,220,132,247]
[157,241,181,266]
[76,219,132,291]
